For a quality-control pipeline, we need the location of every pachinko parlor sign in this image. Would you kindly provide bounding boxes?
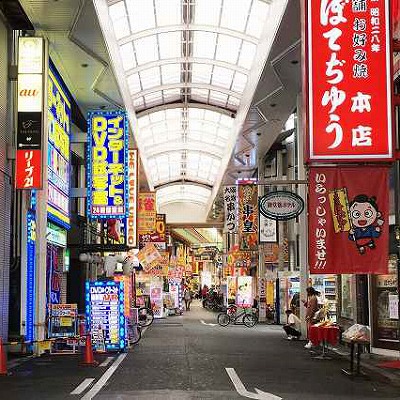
[308,166,389,275]
[305,0,393,162]
[87,110,129,219]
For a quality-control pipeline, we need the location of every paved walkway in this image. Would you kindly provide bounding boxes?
[0,301,399,399]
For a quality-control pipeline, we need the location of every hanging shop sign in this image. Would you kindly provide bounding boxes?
[223,185,238,233]
[304,0,393,162]
[238,184,258,251]
[87,110,129,219]
[259,213,278,243]
[237,276,253,307]
[16,37,44,189]
[259,191,304,221]
[137,242,162,273]
[86,280,126,351]
[138,192,156,235]
[308,166,389,274]
[25,210,36,342]
[46,222,67,247]
[127,149,138,247]
[47,63,71,228]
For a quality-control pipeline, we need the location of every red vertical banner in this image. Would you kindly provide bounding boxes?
[15,149,42,189]
[308,166,389,274]
[238,184,258,251]
[304,0,393,162]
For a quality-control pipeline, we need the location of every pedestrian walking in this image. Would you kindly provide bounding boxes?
[184,287,192,311]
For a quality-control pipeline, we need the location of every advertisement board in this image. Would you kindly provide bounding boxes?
[47,63,71,228]
[48,304,77,338]
[16,37,44,189]
[308,166,389,274]
[86,281,125,351]
[26,210,36,341]
[304,0,393,162]
[150,280,163,318]
[238,184,258,251]
[87,110,129,219]
[237,276,253,307]
[138,192,157,237]
[223,185,238,233]
[127,149,138,247]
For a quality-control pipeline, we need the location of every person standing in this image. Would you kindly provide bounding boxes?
[184,287,192,311]
[303,286,320,349]
[283,309,301,340]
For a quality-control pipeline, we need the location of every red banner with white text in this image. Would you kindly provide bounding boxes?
[308,166,389,274]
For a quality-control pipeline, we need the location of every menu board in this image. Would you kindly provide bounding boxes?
[48,303,77,338]
[86,281,125,351]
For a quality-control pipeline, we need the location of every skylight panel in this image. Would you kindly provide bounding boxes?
[164,108,182,121]
[158,32,182,59]
[231,72,248,93]
[188,108,204,119]
[133,97,145,109]
[246,0,270,38]
[191,88,209,102]
[194,0,222,25]
[144,92,162,107]
[227,96,240,108]
[155,0,181,27]
[238,41,256,69]
[187,130,201,141]
[192,32,217,59]
[139,67,161,90]
[109,2,130,40]
[134,35,159,65]
[220,114,234,127]
[161,64,181,84]
[191,64,212,84]
[215,35,241,64]
[209,91,228,107]
[220,0,251,33]
[127,73,141,94]
[211,66,234,89]
[138,115,150,128]
[120,42,136,71]
[203,110,220,123]
[163,89,181,102]
[126,0,156,33]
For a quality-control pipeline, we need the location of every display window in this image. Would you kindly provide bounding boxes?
[372,255,398,349]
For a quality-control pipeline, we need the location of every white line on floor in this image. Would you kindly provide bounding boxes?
[99,356,114,367]
[81,353,127,400]
[70,378,95,395]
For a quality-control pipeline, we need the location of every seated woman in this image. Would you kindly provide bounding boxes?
[283,309,301,340]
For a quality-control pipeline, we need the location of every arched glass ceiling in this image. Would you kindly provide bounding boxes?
[157,184,212,206]
[95,0,288,210]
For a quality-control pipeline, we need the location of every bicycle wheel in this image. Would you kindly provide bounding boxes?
[129,325,141,345]
[217,313,230,327]
[243,314,257,328]
[137,307,154,327]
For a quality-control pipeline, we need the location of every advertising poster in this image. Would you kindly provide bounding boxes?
[305,0,393,162]
[308,166,389,274]
[223,185,238,233]
[138,192,157,237]
[237,276,253,307]
[137,242,162,273]
[238,184,258,251]
[127,149,138,247]
[150,280,163,318]
[47,63,71,228]
[48,304,77,338]
[169,284,180,308]
[227,276,237,305]
[87,110,129,219]
[86,281,125,351]
[46,245,61,305]
[259,214,277,243]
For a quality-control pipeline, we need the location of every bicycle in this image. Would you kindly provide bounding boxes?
[217,304,257,328]
[137,307,154,327]
[127,318,142,345]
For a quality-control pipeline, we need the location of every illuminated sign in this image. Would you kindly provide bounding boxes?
[47,64,71,228]
[127,149,138,247]
[26,210,36,341]
[47,222,67,247]
[87,110,129,219]
[305,0,393,162]
[16,37,44,190]
[85,280,126,351]
[138,192,156,235]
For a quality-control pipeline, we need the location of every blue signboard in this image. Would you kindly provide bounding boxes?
[47,62,71,229]
[85,280,125,351]
[26,210,36,342]
[87,110,129,219]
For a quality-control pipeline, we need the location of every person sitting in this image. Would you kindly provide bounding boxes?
[283,309,301,340]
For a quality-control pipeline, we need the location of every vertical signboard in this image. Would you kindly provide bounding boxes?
[87,110,129,219]
[150,280,164,318]
[305,0,393,162]
[16,37,44,189]
[308,166,389,274]
[86,281,125,351]
[127,149,138,248]
[223,185,238,233]
[259,213,278,243]
[138,192,157,246]
[47,63,71,228]
[238,184,258,251]
[237,276,253,307]
[25,210,36,341]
